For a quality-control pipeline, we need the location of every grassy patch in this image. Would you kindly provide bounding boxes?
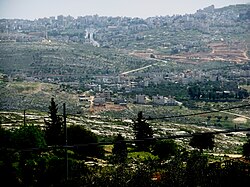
[128,151,159,161]
[103,145,113,154]
[8,82,40,93]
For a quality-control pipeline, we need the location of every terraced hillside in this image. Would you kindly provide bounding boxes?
[0,109,248,154]
[0,41,154,82]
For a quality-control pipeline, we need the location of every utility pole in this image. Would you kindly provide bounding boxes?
[23,110,26,125]
[63,103,68,180]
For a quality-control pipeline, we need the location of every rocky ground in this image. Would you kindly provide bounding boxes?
[1,110,248,154]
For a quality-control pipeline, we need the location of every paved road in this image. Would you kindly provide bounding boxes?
[120,57,167,75]
[120,64,156,75]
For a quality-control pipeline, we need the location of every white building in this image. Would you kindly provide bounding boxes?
[136,94,146,104]
[152,95,182,106]
[93,97,105,106]
[100,90,112,100]
[165,98,182,106]
[152,95,165,105]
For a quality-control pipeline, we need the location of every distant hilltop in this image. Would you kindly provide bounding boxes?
[0,3,249,21]
[0,3,249,51]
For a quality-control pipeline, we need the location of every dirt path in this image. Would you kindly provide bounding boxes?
[220,111,250,120]
[211,47,215,54]
[89,96,94,113]
[208,153,242,158]
[243,44,249,60]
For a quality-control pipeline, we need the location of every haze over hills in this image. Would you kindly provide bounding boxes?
[1,4,249,54]
[0,4,249,113]
[0,4,249,112]
[1,0,250,19]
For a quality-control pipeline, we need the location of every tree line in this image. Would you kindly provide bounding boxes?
[187,82,249,101]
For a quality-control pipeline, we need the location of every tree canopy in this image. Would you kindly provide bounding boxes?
[152,140,178,160]
[12,124,46,150]
[67,125,104,158]
[112,134,128,163]
[243,137,250,160]
[189,133,215,152]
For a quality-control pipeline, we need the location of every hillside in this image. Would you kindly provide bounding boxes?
[0,42,153,81]
[0,4,250,147]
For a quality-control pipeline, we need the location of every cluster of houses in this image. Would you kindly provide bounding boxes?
[78,89,182,109]
[136,94,182,106]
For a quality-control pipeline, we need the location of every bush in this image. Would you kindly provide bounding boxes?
[67,125,104,158]
[243,138,250,160]
[152,140,178,160]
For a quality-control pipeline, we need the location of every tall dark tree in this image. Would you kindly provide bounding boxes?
[189,133,215,152]
[132,111,153,151]
[0,126,20,186]
[152,140,178,160]
[242,136,250,160]
[0,125,12,151]
[188,85,201,99]
[44,98,64,145]
[112,134,127,163]
[186,151,209,186]
[67,125,104,158]
[10,125,47,186]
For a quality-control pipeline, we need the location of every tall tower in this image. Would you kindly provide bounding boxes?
[6,24,9,34]
[45,24,48,40]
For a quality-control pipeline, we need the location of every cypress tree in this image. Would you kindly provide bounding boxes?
[132,111,153,151]
[44,98,64,145]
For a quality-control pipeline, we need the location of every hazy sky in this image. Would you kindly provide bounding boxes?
[0,0,249,20]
